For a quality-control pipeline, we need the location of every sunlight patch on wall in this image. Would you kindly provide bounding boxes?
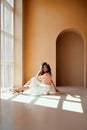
[11,95,35,103]
[34,97,59,108]
[1,92,14,100]
[66,95,81,102]
[62,101,83,113]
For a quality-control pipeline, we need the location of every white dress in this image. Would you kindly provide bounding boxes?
[29,77,55,95]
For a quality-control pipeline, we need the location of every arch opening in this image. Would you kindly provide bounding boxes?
[56,29,86,87]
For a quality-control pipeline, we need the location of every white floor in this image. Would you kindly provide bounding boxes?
[0,87,87,130]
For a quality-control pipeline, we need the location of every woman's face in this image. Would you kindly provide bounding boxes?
[42,65,48,72]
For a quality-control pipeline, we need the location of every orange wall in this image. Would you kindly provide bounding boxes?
[23,0,87,85]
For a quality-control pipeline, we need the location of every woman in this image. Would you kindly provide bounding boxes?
[11,62,59,95]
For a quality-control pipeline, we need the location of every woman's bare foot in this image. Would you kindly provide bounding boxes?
[10,86,29,93]
[10,88,24,93]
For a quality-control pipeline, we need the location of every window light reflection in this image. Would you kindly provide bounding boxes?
[62,101,83,113]
[66,95,81,102]
[12,95,35,103]
[34,97,59,108]
[41,95,61,100]
[1,92,14,100]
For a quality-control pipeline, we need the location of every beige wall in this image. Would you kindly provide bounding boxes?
[14,0,23,87]
[23,0,87,86]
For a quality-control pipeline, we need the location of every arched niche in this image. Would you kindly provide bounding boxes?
[56,29,86,87]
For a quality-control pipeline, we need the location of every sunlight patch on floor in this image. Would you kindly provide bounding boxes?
[41,95,61,100]
[74,95,80,98]
[62,101,83,113]
[66,95,81,102]
[34,97,59,108]
[11,95,36,103]
[1,92,14,100]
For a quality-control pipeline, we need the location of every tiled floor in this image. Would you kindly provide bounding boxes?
[0,87,87,130]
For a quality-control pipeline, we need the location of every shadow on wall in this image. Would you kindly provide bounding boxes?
[56,29,86,87]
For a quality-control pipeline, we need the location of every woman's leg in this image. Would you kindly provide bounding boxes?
[23,80,31,87]
[11,86,29,93]
[10,80,31,93]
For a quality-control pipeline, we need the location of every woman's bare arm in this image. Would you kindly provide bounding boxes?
[50,80,59,92]
[36,70,41,79]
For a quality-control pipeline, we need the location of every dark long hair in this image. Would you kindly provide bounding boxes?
[40,62,52,75]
